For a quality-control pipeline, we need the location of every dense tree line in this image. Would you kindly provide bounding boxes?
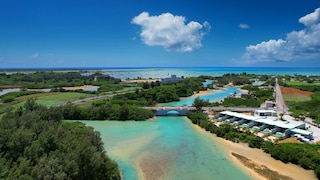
[0,99,120,179]
[0,71,121,89]
[220,85,274,107]
[263,142,320,174]
[215,73,252,87]
[221,97,261,107]
[241,85,274,101]
[113,77,207,105]
[187,110,320,178]
[59,102,153,121]
[192,96,211,110]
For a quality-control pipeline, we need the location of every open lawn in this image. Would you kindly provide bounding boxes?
[286,81,320,86]
[17,92,95,107]
[99,86,142,94]
[283,94,312,102]
[77,87,141,108]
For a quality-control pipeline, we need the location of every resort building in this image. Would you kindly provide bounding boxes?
[253,109,277,118]
[214,111,313,142]
[265,101,276,109]
[161,75,183,84]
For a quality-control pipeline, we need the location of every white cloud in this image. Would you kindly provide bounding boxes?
[239,23,250,29]
[299,8,320,26]
[131,12,210,52]
[30,52,39,59]
[242,8,320,63]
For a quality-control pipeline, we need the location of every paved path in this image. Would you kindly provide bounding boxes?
[275,78,288,114]
[71,94,115,105]
[60,91,131,106]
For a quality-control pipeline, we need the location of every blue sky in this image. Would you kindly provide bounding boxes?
[1,0,320,68]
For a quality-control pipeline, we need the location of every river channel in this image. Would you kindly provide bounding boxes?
[79,86,253,180]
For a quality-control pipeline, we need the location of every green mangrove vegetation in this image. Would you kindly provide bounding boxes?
[0,71,120,90]
[59,102,154,121]
[0,99,120,179]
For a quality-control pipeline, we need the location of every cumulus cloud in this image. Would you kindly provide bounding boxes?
[239,23,250,29]
[242,8,320,63]
[131,12,210,52]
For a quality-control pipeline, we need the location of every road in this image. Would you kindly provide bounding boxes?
[274,78,288,114]
[70,94,115,105]
[59,91,132,106]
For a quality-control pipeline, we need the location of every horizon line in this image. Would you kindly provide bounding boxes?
[1,66,320,71]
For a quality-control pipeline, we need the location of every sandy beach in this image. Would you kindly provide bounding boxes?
[191,123,317,180]
[193,89,223,96]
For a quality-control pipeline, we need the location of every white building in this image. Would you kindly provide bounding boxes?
[161,75,183,84]
[215,111,313,140]
[254,109,277,118]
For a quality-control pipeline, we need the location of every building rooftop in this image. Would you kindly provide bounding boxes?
[255,109,277,113]
[220,111,305,129]
[291,128,313,135]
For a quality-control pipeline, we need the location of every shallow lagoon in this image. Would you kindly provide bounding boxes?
[81,117,252,180]
[164,86,240,106]
[79,86,253,179]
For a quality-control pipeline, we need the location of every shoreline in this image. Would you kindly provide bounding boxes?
[192,88,223,97]
[189,121,317,180]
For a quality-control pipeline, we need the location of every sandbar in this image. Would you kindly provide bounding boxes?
[193,89,222,96]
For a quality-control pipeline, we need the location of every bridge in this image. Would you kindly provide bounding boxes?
[144,107,197,116]
[143,106,259,116]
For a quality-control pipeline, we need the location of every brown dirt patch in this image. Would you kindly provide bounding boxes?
[280,86,313,96]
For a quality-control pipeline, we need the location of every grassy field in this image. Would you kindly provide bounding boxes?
[278,138,301,144]
[283,94,311,102]
[287,81,320,86]
[77,87,141,108]
[17,92,95,107]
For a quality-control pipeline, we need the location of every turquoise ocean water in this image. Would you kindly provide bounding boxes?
[82,116,251,180]
[102,67,320,79]
[164,86,240,106]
